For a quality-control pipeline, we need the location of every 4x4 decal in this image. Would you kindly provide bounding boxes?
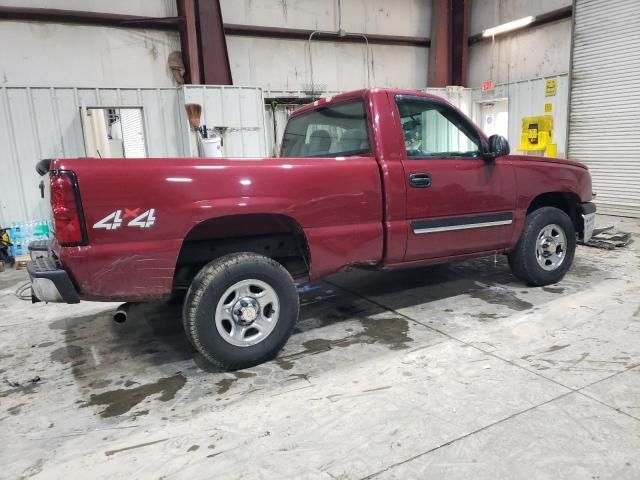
[93,209,156,230]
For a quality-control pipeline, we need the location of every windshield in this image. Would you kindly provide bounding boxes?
[281,100,371,158]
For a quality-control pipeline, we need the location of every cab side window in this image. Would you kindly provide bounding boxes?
[395,96,482,159]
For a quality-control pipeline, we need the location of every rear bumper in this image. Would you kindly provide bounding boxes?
[28,239,51,260]
[27,256,80,304]
[579,202,596,243]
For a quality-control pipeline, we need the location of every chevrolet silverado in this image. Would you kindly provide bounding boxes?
[28,88,596,369]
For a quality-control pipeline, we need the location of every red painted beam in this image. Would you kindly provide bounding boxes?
[196,0,232,85]
[428,0,470,87]
[177,0,201,84]
[0,6,181,30]
[223,24,430,48]
[428,0,450,87]
[451,0,470,86]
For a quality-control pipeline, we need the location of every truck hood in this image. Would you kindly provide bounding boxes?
[507,154,588,170]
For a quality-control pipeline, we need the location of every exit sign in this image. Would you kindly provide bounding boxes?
[482,79,495,92]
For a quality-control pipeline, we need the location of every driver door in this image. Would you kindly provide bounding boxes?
[395,95,516,261]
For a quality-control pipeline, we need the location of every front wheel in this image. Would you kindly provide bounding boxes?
[508,207,576,286]
[183,253,299,370]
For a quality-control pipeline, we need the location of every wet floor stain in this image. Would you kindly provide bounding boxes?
[88,379,112,389]
[83,374,186,418]
[216,371,257,394]
[7,403,25,415]
[475,312,501,321]
[569,262,600,278]
[49,314,96,330]
[0,381,39,398]
[104,438,168,456]
[469,286,533,311]
[50,345,84,364]
[193,353,225,374]
[275,316,412,370]
[543,287,565,294]
[545,344,570,353]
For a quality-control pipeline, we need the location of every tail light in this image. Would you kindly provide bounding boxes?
[50,172,86,246]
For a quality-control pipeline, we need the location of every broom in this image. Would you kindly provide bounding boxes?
[185,103,202,156]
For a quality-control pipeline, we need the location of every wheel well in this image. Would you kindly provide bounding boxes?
[173,214,310,292]
[527,192,582,232]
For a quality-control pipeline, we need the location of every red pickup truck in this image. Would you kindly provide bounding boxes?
[29,88,595,369]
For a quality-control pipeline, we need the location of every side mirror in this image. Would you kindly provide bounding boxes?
[486,134,510,160]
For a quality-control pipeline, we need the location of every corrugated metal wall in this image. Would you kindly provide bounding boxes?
[425,77,569,158]
[468,74,569,157]
[568,0,640,218]
[182,86,268,157]
[0,86,268,225]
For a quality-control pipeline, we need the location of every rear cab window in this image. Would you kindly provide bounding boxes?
[281,100,371,158]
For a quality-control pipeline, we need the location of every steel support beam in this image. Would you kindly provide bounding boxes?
[0,6,181,30]
[177,0,200,84]
[224,24,430,48]
[451,0,470,86]
[428,0,469,87]
[428,0,451,87]
[196,0,232,85]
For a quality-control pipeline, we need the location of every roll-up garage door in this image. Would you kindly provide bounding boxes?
[568,0,640,217]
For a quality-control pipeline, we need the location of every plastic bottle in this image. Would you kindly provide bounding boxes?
[12,223,23,256]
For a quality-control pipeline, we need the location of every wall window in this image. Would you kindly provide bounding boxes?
[395,97,481,159]
[83,107,147,158]
[281,100,370,157]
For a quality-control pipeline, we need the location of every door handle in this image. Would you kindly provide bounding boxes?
[409,173,432,188]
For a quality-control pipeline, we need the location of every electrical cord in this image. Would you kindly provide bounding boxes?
[15,282,32,301]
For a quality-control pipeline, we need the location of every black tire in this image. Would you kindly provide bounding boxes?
[508,207,576,286]
[183,252,299,370]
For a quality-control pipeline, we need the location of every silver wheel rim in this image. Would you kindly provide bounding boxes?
[535,223,567,271]
[215,279,280,347]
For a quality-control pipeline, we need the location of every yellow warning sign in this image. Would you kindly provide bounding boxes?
[545,79,557,97]
[545,103,553,112]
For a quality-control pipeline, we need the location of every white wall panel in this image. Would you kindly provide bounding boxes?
[222,0,430,93]
[468,19,571,87]
[0,22,180,88]
[227,36,428,93]
[182,86,269,158]
[470,0,572,36]
[426,75,569,158]
[0,0,177,16]
[221,0,430,37]
[0,86,268,225]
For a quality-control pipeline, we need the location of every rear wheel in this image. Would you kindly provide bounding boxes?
[508,207,576,286]
[183,252,299,370]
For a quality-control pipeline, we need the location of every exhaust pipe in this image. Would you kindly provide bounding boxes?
[113,303,131,323]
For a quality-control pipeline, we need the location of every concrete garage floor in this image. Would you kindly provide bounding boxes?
[1,215,639,480]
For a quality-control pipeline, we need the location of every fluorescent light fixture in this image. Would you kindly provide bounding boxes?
[482,16,534,37]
